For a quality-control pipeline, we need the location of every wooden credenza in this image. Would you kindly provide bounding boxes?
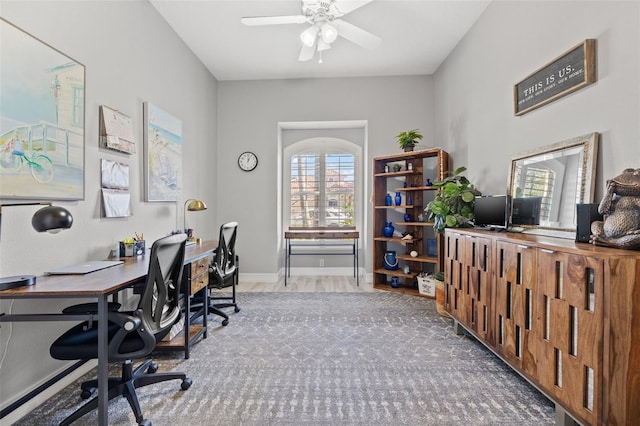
[444,229,640,426]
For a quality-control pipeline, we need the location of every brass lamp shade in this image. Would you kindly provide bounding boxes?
[186,199,207,211]
[184,199,207,233]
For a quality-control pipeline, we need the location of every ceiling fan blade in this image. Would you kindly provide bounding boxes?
[298,43,316,62]
[331,0,374,16]
[334,19,381,50]
[241,15,308,26]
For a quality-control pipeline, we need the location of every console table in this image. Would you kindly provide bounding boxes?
[444,229,640,425]
[284,227,359,286]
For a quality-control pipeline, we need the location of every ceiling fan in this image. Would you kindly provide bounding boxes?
[241,0,381,62]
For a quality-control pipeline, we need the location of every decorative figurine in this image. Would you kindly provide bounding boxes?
[590,168,640,249]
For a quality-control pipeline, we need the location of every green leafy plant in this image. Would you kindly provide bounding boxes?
[424,166,482,233]
[396,129,423,151]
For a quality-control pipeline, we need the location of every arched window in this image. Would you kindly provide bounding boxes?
[284,137,361,229]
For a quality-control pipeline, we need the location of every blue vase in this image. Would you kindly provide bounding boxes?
[395,192,402,206]
[385,193,392,206]
[404,213,412,222]
[384,250,399,270]
[407,194,413,206]
[383,221,394,238]
[390,277,400,288]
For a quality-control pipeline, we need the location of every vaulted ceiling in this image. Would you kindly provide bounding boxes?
[150,0,490,81]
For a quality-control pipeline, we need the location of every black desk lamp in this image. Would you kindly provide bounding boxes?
[0,202,73,290]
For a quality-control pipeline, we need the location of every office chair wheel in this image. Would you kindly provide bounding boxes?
[181,378,193,390]
[146,363,158,374]
[221,318,229,326]
[234,306,241,313]
[138,419,151,426]
[80,389,93,400]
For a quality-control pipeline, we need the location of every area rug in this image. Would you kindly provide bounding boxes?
[14,292,555,425]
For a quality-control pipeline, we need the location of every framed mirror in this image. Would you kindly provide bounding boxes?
[508,132,599,238]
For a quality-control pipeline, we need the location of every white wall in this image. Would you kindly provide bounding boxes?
[0,1,217,420]
[434,0,640,200]
[216,76,434,279]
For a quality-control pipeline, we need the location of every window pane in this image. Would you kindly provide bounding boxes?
[289,151,355,228]
[325,153,354,226]
[291,154,320,227]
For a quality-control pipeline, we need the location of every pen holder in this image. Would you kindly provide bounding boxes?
[120,240,146,257]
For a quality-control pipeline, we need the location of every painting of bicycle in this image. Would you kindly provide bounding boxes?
[0,18,85,200]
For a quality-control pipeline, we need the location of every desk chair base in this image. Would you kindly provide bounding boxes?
[207,302,240,326]
[60,359,192,426]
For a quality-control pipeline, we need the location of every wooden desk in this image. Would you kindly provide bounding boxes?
[0,240,216,426]
[284,228,359,286]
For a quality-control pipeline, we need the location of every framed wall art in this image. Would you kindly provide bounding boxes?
[0,18,85,200]
[143,102,182,202]
[99,105,135,154]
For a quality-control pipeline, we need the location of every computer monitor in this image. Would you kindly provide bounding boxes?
[473,195,509,229]
[511,197,542,225]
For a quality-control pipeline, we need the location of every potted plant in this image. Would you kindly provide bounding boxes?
[396,129,423,152]
[424,166,482,233]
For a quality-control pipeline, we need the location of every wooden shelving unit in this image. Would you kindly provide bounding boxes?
[372,148,448,295]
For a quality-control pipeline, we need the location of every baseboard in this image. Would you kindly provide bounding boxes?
[238,268,368,284]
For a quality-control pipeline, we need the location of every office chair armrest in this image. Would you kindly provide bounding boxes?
[107,310,141,331]
[105,310,155,361]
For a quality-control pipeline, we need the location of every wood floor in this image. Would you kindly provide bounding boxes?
[238,276,375,293]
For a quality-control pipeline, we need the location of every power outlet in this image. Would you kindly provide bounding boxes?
[319,259,325,267]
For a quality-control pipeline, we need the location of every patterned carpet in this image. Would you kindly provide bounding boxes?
[15,292,555,425]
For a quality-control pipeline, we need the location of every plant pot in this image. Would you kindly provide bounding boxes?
[404,146,414,152]
[435,278,450,318]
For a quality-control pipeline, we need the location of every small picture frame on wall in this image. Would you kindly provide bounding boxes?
[0,18,85,200]
[143,102,183,202]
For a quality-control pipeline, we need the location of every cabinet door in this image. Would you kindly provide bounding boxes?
[462,235,493,343]
[494,241,538,376]
[536,249,603,426]
[444,232,465,319]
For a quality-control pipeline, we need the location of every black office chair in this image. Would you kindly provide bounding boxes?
[207,221,240,326]
[49,234,192,426]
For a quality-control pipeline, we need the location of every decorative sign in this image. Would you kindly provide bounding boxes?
[514,39,596,116]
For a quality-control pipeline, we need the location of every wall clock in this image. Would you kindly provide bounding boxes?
[238,151,258,172]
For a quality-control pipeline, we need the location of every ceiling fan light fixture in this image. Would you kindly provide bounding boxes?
[320,22,338,43]
[300,25,319,47]
[317,38,332,52]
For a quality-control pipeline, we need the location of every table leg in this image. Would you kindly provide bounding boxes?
[284,239,289,286]
[355,238,359,286]
[97,296,108,425]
